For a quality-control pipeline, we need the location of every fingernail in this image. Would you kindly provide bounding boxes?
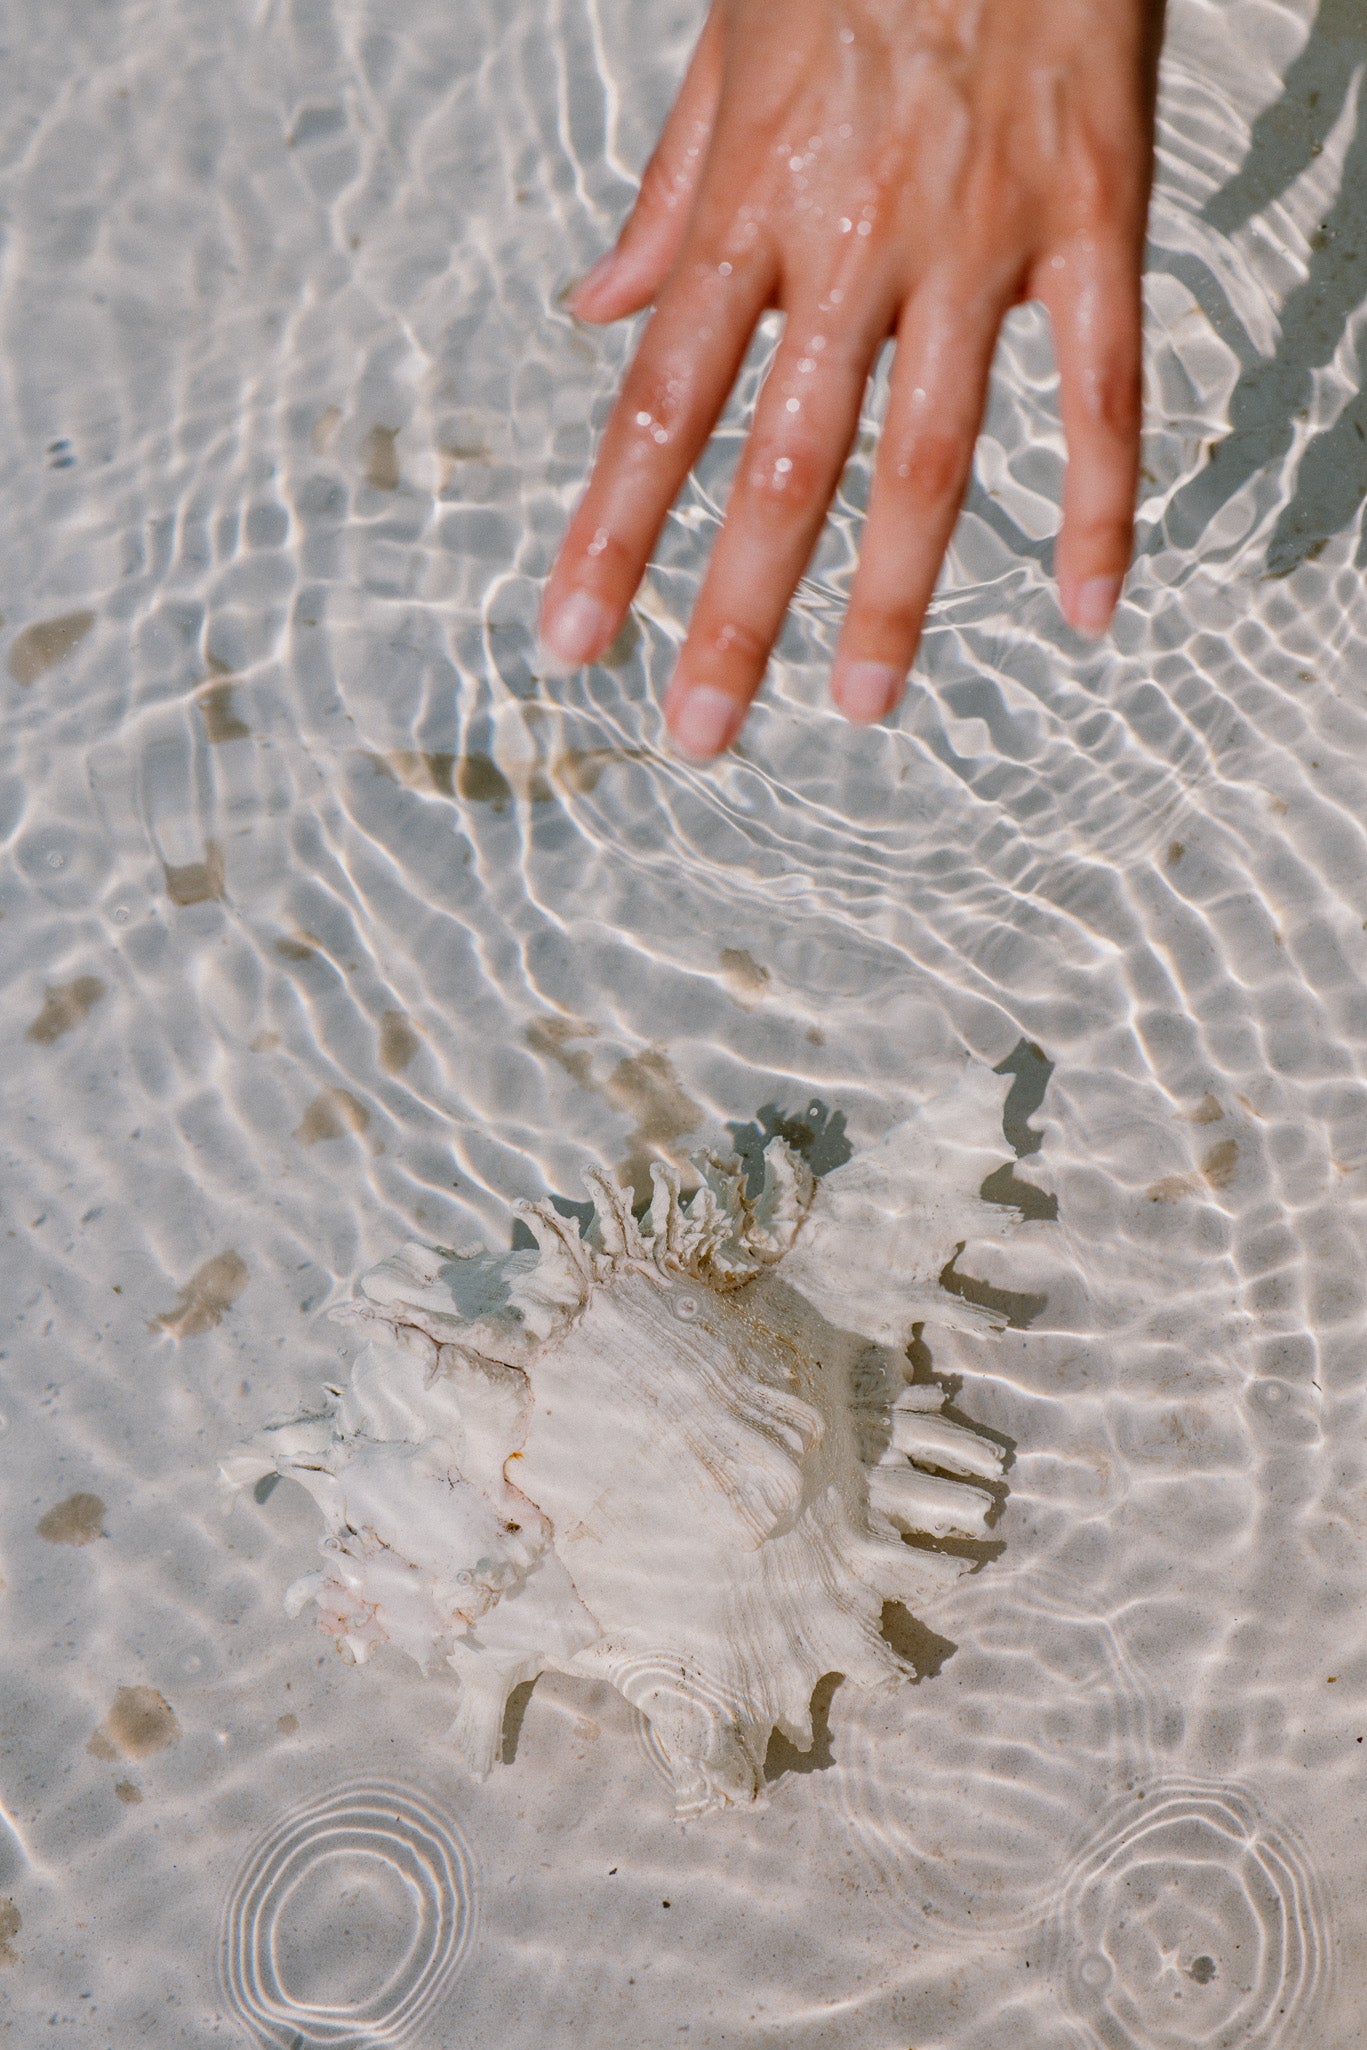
[832,660,903,725]
[1072,574,1123,638]
[670,685,741,762]
[568,251,617,309]
[538,590,615,673]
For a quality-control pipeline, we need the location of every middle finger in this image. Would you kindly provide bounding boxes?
[663,274,894,759]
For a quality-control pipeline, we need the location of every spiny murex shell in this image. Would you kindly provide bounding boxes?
[229,1064,1030,1817]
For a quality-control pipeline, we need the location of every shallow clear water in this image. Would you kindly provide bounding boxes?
[2,0,1366,2042]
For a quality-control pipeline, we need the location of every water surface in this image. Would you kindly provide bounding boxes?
[2,0,1365,2042]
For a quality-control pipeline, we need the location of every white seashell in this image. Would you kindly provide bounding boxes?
[231,1064,1033,1817]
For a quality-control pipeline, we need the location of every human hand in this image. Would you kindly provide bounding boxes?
[539,0,1163,761]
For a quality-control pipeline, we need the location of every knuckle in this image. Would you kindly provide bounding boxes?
[570,519,635,581]
[619,356,693,446]
[637,143,689,219]
[885,429,969,507]
[1066,509,1134,567]
[1099,369,1141,443]
[1079,357,1141,442]
[741,431,828,512]
[850,595,925,653]
[699,613,771,671]
[1066,129,1145,234]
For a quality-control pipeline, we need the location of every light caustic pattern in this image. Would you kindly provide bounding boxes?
[0,0,1363,2044]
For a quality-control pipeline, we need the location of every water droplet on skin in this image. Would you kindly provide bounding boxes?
[856,220,872,236]
[774,458,793,475]
[785,398,801,413]
[718,261,732,276]
[839,217,853,234]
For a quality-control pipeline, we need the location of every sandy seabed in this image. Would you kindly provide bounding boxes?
[1,0,1365,2042]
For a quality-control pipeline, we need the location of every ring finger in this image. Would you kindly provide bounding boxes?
[831,269,1014,723]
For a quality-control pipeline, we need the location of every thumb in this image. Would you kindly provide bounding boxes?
[568,9,723,322]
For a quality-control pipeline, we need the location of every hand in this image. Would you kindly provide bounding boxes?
[539,0,1162,760]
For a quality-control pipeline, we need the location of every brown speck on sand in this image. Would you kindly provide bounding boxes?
[36,1491,105,1546]
[0,1899,18,1966]
[1165,841,1184,866]
[295,1087,370,1145]
[379,1010,421,1074]
[551,745,648,796]
[607,1048,703,1205]
[606,1048,701,1149]
[526,1014,598,1089]
[164,841,225,905]
[1202,1138,1239,1190]
[1147,1174,1202,1203]
[251,1030,281,1053]
[362,424,400,491]
[8,609,94,685]
[377,750,454,797]
[274,932,320,961]
[25,975,105,1044]
[114,1778,142,1805]
[457,751,516,810]
[806,1025,826,1047]
[1188,1093,1223,1124]
[719,946,770,1009]
[277,1712,299,1735]
[88,1685,180,1761]
[196,681,250,743]
[154,1250,249,1337]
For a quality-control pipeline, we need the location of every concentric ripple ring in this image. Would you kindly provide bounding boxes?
[1046,1777,1330,2049]
[219,1781,477,2047]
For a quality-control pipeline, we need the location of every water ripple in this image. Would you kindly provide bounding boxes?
[1045,1777,1331,2049]
[219,1780,477,2048]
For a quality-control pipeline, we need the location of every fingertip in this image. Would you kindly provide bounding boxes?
[1064,572,1124,639]
[537,589,618,674]
[565,252,622,320]
[831,660,904,726]
[667,683,744,762]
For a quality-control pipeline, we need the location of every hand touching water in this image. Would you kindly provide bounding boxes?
[539,0,1163,760]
